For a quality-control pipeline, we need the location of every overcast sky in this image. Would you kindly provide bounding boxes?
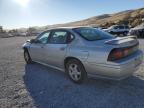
[0,0,144,29]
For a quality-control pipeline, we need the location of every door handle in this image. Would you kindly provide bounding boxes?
[40,44,46,48]
[60,47,65,51]
[41,46,44,48]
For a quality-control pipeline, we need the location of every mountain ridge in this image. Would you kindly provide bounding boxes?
[9,7,144,31]
[43,7,144,29]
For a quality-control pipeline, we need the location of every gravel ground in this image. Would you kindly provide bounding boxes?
[0,37,144,108]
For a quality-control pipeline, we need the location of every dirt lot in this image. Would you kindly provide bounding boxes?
[0,37,144,108]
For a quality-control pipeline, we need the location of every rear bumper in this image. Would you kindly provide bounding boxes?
[85,50,143,80]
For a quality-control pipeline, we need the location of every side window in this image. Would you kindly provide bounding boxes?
[119,26,124,29]
[125,26,129,29]
[37,31,50,44]
[49,31,68,44]
[67,34,75,43]
[114,26,118,29]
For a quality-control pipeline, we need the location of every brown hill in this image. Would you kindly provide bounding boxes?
[44,8,144,29]
[8,8,144,33]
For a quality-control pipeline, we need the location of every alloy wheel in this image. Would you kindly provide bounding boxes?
[68,63,81,81]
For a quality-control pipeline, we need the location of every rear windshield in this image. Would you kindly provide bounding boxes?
[73,27,114,41]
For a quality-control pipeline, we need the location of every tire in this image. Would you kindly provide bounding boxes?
[24,50,32,64]
[66,59,87,84]
[123,32,127,36]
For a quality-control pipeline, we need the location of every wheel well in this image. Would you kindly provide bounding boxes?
[64,57,83,69]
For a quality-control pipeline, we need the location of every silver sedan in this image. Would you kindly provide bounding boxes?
[23,27,143,83]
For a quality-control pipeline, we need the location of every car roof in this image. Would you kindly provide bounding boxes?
[46,26,91,31]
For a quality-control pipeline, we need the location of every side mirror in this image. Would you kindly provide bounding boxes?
[30,39,39,43]
[26,40,31,42]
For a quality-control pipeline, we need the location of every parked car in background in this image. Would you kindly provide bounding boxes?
[19,32,27,36]
[23,27,143,83]
[92,26,107,30]
[92,26,102,30]
[13,32,27,37]
[104,25,130,36]
[26,31,42,36]
[128,23,144,38]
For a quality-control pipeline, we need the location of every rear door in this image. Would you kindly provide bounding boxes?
[29,31,51,62]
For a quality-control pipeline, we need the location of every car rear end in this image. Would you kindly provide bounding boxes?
[83,36,142,80]
[72,27,143,80]
[104,36,143,80]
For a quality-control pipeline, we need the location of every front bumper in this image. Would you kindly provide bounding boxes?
[85,50,143,80]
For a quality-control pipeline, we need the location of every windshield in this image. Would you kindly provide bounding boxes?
[108,26,115,29]
[136,23,144,28]
[73,27,114,41]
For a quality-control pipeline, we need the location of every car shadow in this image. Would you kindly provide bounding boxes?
[23,63,144,108]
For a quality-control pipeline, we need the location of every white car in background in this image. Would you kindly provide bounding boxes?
[128,23,144,38]
[104,25,130,36]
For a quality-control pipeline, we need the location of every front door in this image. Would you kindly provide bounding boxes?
[29,31,50,62]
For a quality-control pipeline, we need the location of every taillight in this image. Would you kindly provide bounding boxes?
[114,50,123,59]
[124,48,129,56]
[108,49,123,61]
[108,44,139,61]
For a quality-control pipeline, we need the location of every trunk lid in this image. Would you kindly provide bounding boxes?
[104,36,138,48]
[105,36,139,61]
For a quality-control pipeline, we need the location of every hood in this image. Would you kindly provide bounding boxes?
[103,28,110,32]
